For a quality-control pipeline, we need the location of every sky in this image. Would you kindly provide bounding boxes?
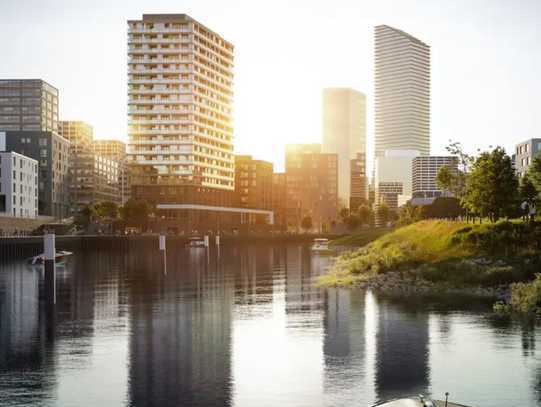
[1,0,540,171]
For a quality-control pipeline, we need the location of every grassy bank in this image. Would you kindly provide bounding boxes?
[329,228,392,247]
[319,219,541,291]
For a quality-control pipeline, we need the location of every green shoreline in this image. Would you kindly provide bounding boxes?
[319,220,541,311]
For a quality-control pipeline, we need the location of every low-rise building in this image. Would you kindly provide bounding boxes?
[234,155,273,210]
[272,172,287,232]
[412,156,459,200]
[0,151,38,218]
[93,139,130,204]
[514,138,541,178]
[285,144,338,232]
[0,130,70,218]
[59,121,123,212]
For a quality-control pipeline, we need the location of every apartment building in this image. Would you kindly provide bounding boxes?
[234,155,273,210]
[514,138,541,178]
[350,152,367,211]
[285,144,338,232]
[0,151,38,218]
[0,130,69,218]
[272,172,287,232]
[127,14,235,207]
[93,139,130,204]
[58,121,122,211]
[0,79,58,132]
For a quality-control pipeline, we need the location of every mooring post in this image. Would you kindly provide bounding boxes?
[44,233,56,304]
[159,234,167,274]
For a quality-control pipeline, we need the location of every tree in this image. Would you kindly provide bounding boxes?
[462,147,519,222]
[520,172,538,204]
[376,203,390,226]
[357,205,372,226]
[397,203,424,226]
[75,204,97,229]
[529,152,541,195]
[346,215,360,231]
[121,199,153,229]
[300,216,313,232]
[436,165,466,198]
[95,201,119,220]
[338,208,349,224]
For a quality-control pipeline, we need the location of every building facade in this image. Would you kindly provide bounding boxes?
[350,152,367,211]
[234,155,273,210]
[93,139,130,204]
[58,121,123,211]
[0,131,69,218]
[412,156,459,199]
[374,25,430,157]
[272,172,287,232]
[0,152,38,219]
[285,144,338,232]
[0,79,59,133]
[127,14,235,209]
[514,139,541,178]
[322,88,366,207]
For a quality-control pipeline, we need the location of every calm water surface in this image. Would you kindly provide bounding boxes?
[1,244,540,407]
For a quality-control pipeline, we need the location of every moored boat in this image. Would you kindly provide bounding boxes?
[310,238,333,255]
[27,250,73,266]
[186,236,206,248]
[373,395,473,407]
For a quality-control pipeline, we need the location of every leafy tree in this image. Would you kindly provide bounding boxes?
[95,201,119,220]
[300,216,313,232]
[520,172,539,204]
[529,152,541,195]
[397,203,424,226]
[121,199,153,228]
[338,208,349,224]
[436,165,466,198]
[357,205,372,226]
[75,204,97,229]
[346,215,360,231]
[376,203,390,226]
[462,147,519,222]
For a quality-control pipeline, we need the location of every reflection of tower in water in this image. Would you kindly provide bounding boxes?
[374,296,430,402]
[127,248,234,407]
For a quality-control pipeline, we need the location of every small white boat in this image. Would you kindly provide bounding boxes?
[27,250,73,266]
[310,238,333,255]
[373,395,472,407]
[186,236,206,248]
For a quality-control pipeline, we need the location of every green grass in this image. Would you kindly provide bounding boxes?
[320,219,541,288]
[329,228,392,247]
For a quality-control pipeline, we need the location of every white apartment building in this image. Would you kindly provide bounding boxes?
[0,151,38,218]
[374,25,430,157]
[127,14,235,204]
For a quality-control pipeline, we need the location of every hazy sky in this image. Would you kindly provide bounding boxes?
[1,0,540,171]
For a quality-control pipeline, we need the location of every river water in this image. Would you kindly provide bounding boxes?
[0,244,540,407]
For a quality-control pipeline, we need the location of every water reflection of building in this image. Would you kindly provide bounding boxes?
[323,289,370,404]
[127,249,234,407]
[374,297,430,402]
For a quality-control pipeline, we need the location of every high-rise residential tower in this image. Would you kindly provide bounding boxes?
[374,25,430,157]
[322,88,366,207]
[127,14,235,206]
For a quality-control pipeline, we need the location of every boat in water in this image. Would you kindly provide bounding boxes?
[310,238,333,255]
[27,250,73,266]
[373,395,472,407]
[186,236,206,248]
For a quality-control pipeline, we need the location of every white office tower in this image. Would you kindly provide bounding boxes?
[374,25,430,157]
[127,14,235,203]
[322,88,366,207]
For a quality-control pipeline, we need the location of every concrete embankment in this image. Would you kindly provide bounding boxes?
[0,233,338,262]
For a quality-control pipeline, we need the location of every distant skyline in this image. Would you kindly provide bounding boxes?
[1,0,540,171]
